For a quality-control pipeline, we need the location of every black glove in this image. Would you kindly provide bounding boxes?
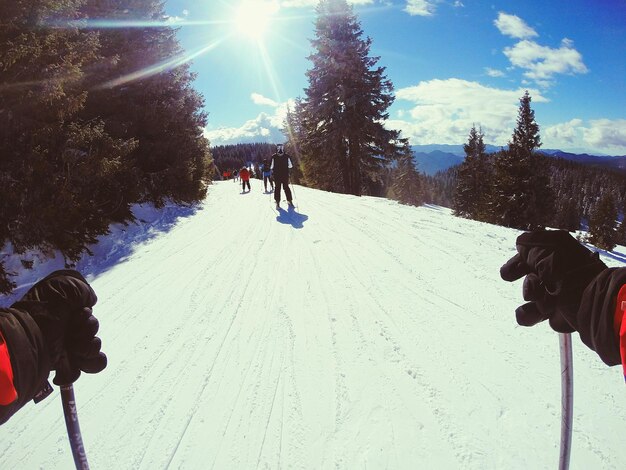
[11,270,107,385]
[500,230,607,333]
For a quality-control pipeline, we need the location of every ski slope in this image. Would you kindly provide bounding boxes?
[1,180,625,469]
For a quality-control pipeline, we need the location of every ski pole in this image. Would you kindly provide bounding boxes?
[290,181,298,210]
[558,333,573,470]
[61,384,90,470]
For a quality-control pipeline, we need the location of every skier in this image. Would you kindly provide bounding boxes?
[270,144,293,209]
[501,230,626,378]
[240,166,251,193]
[261,157,274,193]
[0,270,107,425]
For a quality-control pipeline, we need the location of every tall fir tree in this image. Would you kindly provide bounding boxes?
[0,0,137,291]
[588,193,618,251]
[79,0,212,207]
[554,197,581,232]
[388,147,423,206]
[618,199,626,246]
[492,91,553,229]
[453,125,491,221]
[295,0,405,196]
[0,1,212,294]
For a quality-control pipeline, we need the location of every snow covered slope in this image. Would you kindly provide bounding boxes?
[1,180,625,469]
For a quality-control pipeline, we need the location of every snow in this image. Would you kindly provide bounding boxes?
[1,180,625,469]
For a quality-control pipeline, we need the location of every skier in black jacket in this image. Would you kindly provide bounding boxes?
[0,270,107,425]
[270,144,294,209]
[501,230,626,380]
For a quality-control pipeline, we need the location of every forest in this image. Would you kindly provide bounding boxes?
[0,1,214,293]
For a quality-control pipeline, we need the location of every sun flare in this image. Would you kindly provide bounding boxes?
[234,1,278,41]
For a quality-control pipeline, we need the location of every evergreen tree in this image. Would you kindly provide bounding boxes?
[453,126,491,220]
[616,218,626,247]
[589,193,618,251]
[0,0,137,289]
[618,199,626,246]
[554,197,581,232]
[0,1,212,294]
[296,0,405,196]
[492,91,553,229]
[79,0,212,207]
[388,147,423,206]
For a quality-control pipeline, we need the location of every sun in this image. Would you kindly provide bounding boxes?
[234,1,278,41]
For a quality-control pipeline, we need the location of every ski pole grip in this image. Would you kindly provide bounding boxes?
[61,384,90,470]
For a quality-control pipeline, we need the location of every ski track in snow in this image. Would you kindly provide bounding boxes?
[1,180,625,470]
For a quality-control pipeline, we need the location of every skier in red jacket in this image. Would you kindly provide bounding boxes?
[501,230,626,380]
[240,166,251,193]
[0,270,106,425]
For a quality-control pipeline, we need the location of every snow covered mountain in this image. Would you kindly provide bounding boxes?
[1,181,625,469]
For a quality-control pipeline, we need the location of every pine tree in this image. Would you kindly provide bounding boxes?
[0,1,211,294]
[618,199,626,246]
[388,146,423,206]
[0,1,136,270]
[554,197,581,232]
[589,193,618,251]
[492,91,553,229]
[453,126,491,220]
[79,0,212,207]
[296,0,405,196]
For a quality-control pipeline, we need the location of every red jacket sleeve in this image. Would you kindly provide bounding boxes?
[0,332,17,406]
[614,285,626,382]
[0,307,50,425]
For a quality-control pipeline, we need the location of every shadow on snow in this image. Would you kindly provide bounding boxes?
[276,207,309,229]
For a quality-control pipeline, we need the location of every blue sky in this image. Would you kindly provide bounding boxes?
[161,0,626,155]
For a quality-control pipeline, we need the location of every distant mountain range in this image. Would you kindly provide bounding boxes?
[411,144,626,176]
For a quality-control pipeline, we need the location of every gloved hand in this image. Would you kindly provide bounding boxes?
[500,230,607,333]
[11,270,107,385]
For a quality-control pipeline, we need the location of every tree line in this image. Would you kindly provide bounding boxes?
[435,91,626,250]
[0,0,213,293]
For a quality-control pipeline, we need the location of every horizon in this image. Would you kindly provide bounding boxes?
[157,0,626,156]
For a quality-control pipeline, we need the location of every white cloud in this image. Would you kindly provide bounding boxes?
[205,98,295,146]
[543,119,584,144]
[205,113,285,146]
[493,12,588,87]
[582,119,626,153]
[251,93,279,107]
[494,12,538,39]
[454,1,464,7]
[390,78,547,146]
[485,67,505,78]
[503,38,588,86]
[182,9,189,16]
[539,119,626,155]
[404,0,437,16]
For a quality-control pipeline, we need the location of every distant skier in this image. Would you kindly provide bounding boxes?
[0,270,107,425]
[261,157,274,193]
[240,166,251,193]
[501,230,626,378]
[270,144,293,209]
